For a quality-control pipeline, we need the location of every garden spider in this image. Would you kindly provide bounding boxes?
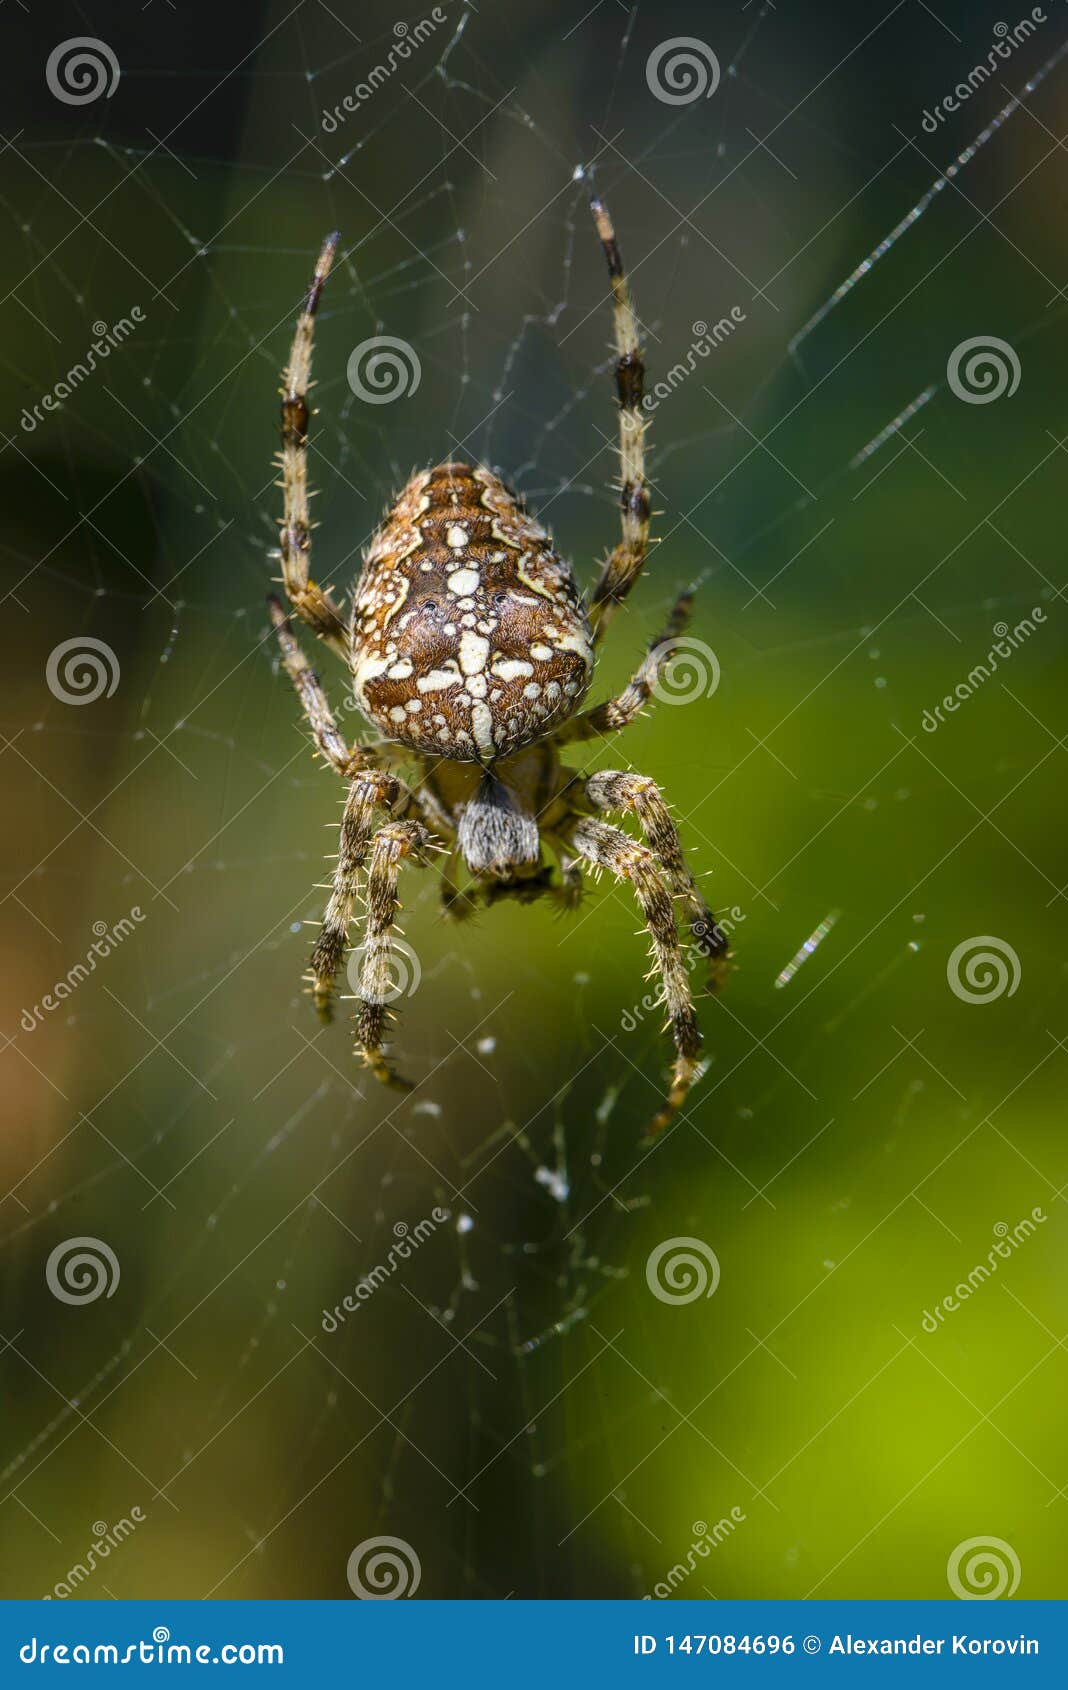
[268,192,731,1136]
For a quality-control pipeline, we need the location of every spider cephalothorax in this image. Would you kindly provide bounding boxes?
[268,196,733,1137]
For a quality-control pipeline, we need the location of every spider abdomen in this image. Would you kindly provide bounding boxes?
[350,460,593,762]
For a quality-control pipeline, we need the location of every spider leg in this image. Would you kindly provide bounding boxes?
[306,768,414,1021]
[554,589,691,745]
[268,595,372,775]
[270,597,438,1022]
[587,191,651,645]
[568,816,702,1136]
[352,820,434,1090]
[580,770,731,992]
[277,232,350,661]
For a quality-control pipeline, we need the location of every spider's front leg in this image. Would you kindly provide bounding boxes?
[581,770,731,992]
[567,816,702,1137]
[277,232,350,660]
[587,191,652,645]
[352,820,435,1091]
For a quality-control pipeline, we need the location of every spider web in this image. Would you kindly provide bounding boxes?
[2,0,1067,1603]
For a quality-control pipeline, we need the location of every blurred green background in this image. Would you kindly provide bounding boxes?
[1,0,1066,1601]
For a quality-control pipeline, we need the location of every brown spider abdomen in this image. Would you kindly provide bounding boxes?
[350,461,594,762]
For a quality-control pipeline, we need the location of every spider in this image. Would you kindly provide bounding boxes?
[268,191,732,1136]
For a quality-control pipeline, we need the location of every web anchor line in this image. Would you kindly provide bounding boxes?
[790,35,1068,358]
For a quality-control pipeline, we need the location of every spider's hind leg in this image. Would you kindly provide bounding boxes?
[583,769,731,993]
[568,816,703,1137]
